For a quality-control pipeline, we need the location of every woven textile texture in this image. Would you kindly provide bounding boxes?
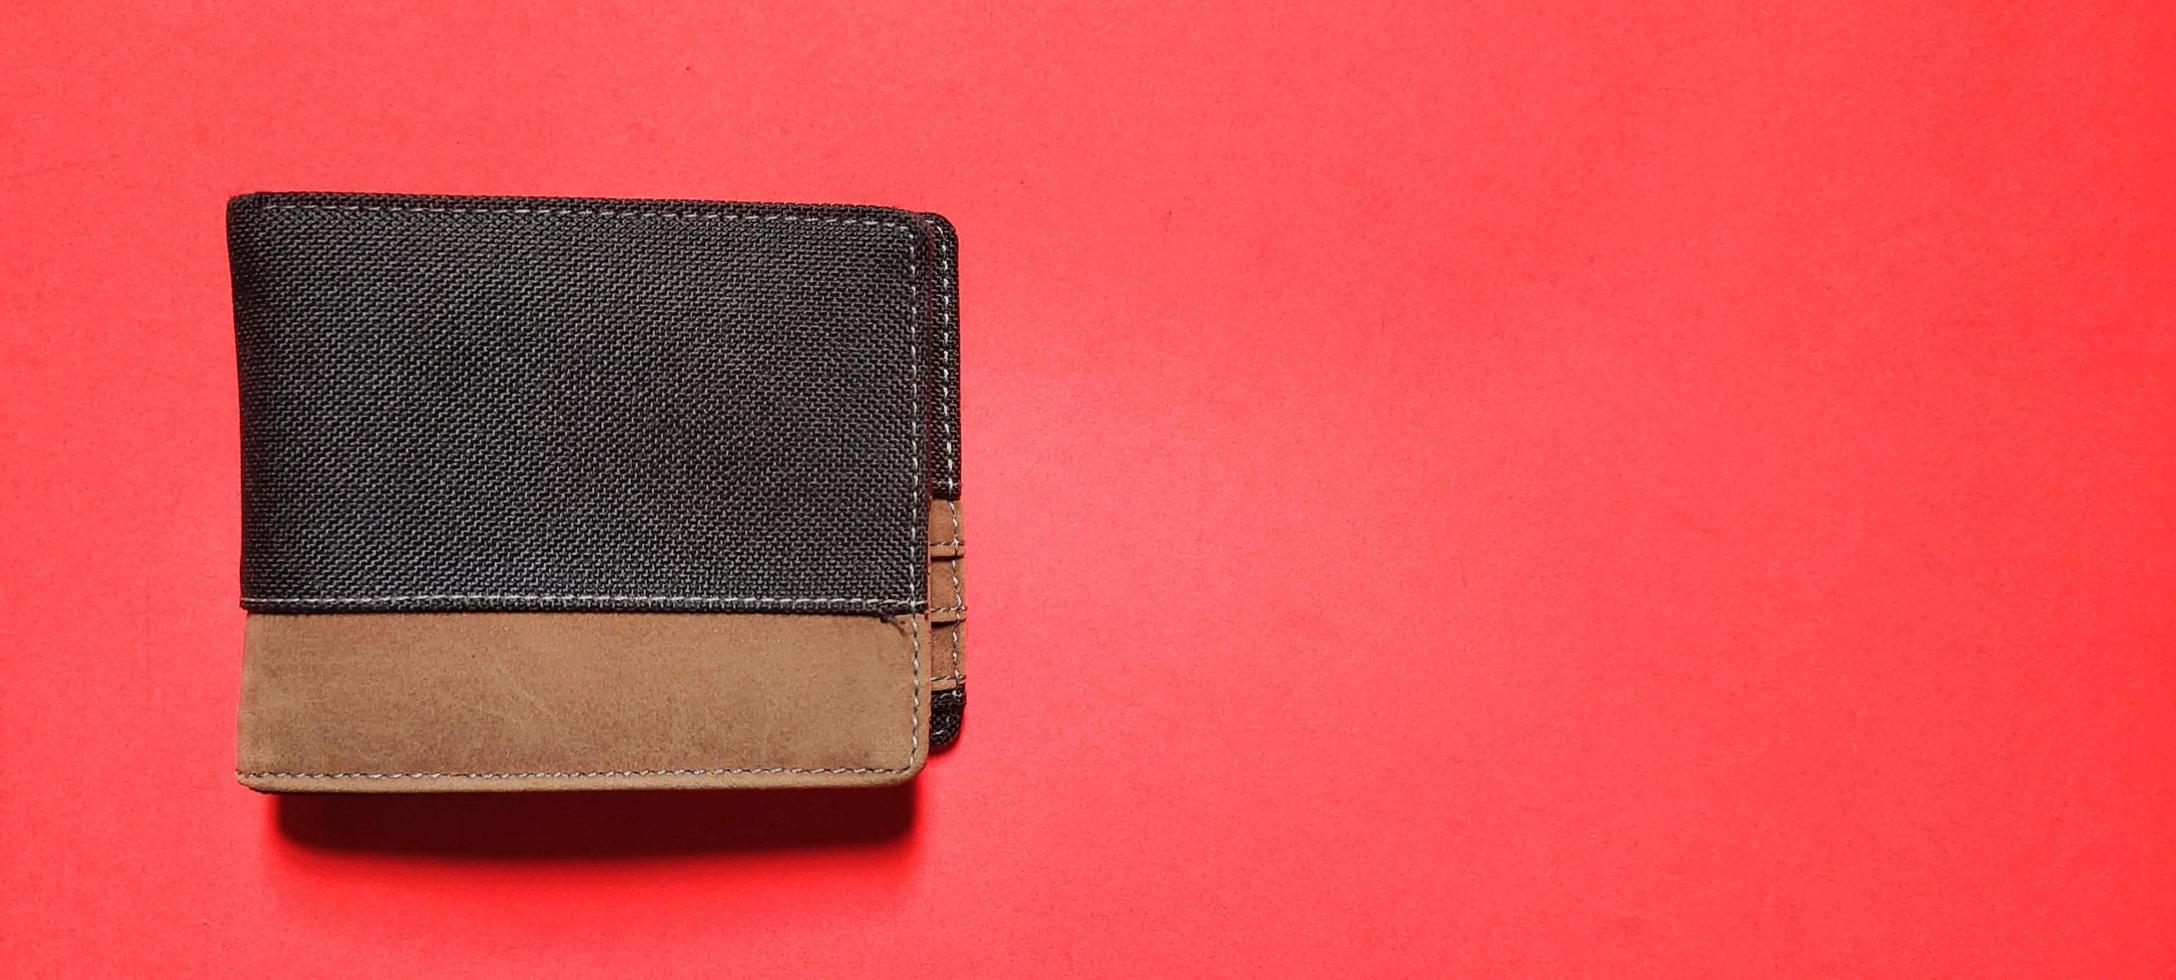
[929,687,965,751]
[230,193,957,613]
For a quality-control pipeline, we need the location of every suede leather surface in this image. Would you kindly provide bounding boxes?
[929,622,966,693]
[926,499,967,692]
[927,496,965,559]
[929,560,966,622]
[237,613,927,792]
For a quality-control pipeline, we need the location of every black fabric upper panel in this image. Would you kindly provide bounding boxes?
[230,192,943,613]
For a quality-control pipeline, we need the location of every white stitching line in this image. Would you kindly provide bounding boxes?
[260,202,910,229]
[905,236,925,620]
[931,231,960,486]
[943,501,964,594]
[943,500,965,681]
[244,595,911,606]
[907,614,923,764]
[900,232,930,751]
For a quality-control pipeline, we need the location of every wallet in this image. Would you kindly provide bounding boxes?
[227,192,967,792]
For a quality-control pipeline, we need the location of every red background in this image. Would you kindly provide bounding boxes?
[3,2,2173,976]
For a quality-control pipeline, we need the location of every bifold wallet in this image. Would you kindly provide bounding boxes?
[227,192,967,792]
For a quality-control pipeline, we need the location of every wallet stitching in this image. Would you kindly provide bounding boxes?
[944,505,965,617]
[240,201,927,611]
[931,230,960,487]
[257,202,907,229]
[908,613,924,764]
[246,595,911,609]
[237,200,929,780]
[932,499,964,549]
[942,500,964,681]
[240,768,897,779]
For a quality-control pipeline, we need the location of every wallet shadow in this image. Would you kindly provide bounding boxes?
[273,782,918,858]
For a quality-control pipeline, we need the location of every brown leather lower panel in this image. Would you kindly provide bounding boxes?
[237,613,927,792]
[927,498,967,692]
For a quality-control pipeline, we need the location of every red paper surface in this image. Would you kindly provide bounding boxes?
[3,3,2173,976]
